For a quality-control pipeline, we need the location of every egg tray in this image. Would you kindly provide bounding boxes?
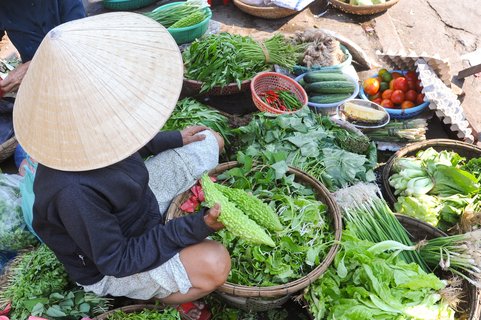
[376,50,451,86]
[415,59,475,143]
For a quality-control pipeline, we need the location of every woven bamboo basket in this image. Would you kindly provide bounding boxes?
[330,0,400,15]
[382,139,481,206]
[0,136,17,163]
[396,214,481,320]
[94,304,179,319]
[182,78,253,97]
[232,0,298,19]
[165,161,342,311]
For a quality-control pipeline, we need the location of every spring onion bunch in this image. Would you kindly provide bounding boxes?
[334,184,428,271]
[365,119,427,142]
[417,230,481,288]
[237,34,304,71]
[144,0,208,27]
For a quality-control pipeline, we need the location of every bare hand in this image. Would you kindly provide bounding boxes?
[180,125,208,146]
[0,61,30,93]
[204,203,224,231]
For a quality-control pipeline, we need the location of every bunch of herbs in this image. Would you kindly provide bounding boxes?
[183,33,268,92]
[106,307,180,320]
[162,98,233,144]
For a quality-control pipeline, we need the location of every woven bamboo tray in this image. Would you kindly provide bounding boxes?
[382,139,481,206]
[94,304,178,319]
[165,161,342,310]
[232,0,298,19]
[0,136,17,163]
[330,0,400,15]
[397,214,480,320]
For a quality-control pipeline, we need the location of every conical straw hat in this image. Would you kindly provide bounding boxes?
[13,12,183,171]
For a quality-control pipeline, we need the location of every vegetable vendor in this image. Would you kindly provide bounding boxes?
[0,0,86,171]
[12,12,230,320]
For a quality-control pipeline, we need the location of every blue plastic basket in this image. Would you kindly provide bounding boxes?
[359,70,429,120]
[152,2,211,44]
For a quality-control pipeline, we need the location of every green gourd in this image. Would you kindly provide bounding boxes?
[214,184,283,232]
[200,174,275,247]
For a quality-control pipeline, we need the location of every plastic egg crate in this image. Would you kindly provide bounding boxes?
[416,59,475,143]
[376,50,451,86]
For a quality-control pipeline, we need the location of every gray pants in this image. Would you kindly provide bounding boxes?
[81,130,219,300]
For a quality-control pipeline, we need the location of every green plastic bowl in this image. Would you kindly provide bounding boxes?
[102,0,157,11]
[153,2,212,44]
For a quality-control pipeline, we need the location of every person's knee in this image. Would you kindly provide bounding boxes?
[201,241,230,287]
[211,130,224,152]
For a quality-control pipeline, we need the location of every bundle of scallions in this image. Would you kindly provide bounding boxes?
[144,0,208,28]
[365,118,427,142]
[334,183,481,288]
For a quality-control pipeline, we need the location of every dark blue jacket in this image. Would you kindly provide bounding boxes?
[0,0,86,62]
[32,131,215,285]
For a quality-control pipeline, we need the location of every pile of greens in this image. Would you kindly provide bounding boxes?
[106,307,180,320]
[212,152,334,286]
[183,33,301,92]
[232,108,377,191]
[389,148,481,231]
[162,98,234,144]
[0,245,110,319]
[305,229,455,320]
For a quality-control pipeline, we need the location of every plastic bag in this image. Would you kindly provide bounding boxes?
[0,173,38,251]
[19,158,41,241]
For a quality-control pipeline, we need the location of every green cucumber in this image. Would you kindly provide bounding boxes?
[298,78,306,87]
[309,93,351,104]
[305,81,355,94]
[304,72,349,83]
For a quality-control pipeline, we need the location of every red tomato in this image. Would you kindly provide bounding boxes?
[416,93,425,105]
[391,90,405,104]
[391,72,403,79]
[393,77,408,92]
[382,89,393,100]
[363,78,380,96]
[401,101,415,109]
[405,71,417,81]
[372,98,383,105]
[405,90,418,102]
[407,80,417,90]
[389,79,395,90]
[381,99,394,108]
[415,80,423,93]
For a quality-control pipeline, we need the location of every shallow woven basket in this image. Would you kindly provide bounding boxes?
[396,214,480,319]
[182,78,253,97]
[382,139,481,206]
[251,72,308,114]
[232,0,298,19]
[94,304,177,319]
[330,0,400,15]
[0,136,17,163]
[165,161,342,310]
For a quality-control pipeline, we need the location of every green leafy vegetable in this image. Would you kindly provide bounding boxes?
[305,230,455,320]
[162,98,233,143]
[106,307,180,319]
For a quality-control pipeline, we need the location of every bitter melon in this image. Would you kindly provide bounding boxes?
[201,174,275,247]
[215,184,283,232]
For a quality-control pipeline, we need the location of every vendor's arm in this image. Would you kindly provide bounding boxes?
[138,126,208,157]
[55,185,216,278]
[0,61,30,93]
